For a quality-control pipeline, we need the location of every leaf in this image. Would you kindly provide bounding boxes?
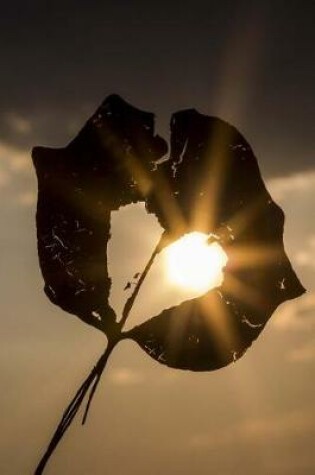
[32,94,305,356]
[130,107,305,370]
[32,95,167,335]
[127,289,265,371]
[32,94,306,473]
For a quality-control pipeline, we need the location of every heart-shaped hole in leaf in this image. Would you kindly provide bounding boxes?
[108,202,229,331]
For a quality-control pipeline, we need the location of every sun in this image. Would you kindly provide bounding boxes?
[164,232,228,293]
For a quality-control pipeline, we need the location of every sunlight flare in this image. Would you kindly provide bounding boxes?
[164,232,228,293]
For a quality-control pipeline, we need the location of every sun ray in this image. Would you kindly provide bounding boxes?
[199,292,239,361]
[164,232,228,293]
[191,124,234,233]
[221,272,268,313]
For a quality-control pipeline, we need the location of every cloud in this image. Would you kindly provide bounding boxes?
[288,339,315,362]
[189,409,315,449]
[294,235,315,270]
[0,141,31,177]
[0,168,9,188]
[0,141,35,207]
[109,367,144,386]
[4,112,32,135]
[295,251,315,269]
[267,171,315,201]
[16,190,36,207]
[273,293,315,331]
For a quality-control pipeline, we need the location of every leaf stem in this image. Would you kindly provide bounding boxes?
[34,340,116,475]
[119,232,166,329]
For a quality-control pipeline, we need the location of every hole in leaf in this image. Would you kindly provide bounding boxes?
[108,202,163,319]
[108,204,228,331]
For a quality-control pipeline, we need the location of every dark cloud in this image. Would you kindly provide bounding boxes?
[0,1,314,175]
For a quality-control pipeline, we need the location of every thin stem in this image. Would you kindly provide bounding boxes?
[119,232,166,329]
[34,341,116,475]
[81,340,115,425]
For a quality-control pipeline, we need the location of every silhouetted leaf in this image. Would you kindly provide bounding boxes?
[33,94,305,362]
[128,289,266,371]
[32,94,306,473]
[127,108,305,370]
[32,95,167,335]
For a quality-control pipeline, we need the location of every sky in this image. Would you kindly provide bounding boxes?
[0,1,314,474]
